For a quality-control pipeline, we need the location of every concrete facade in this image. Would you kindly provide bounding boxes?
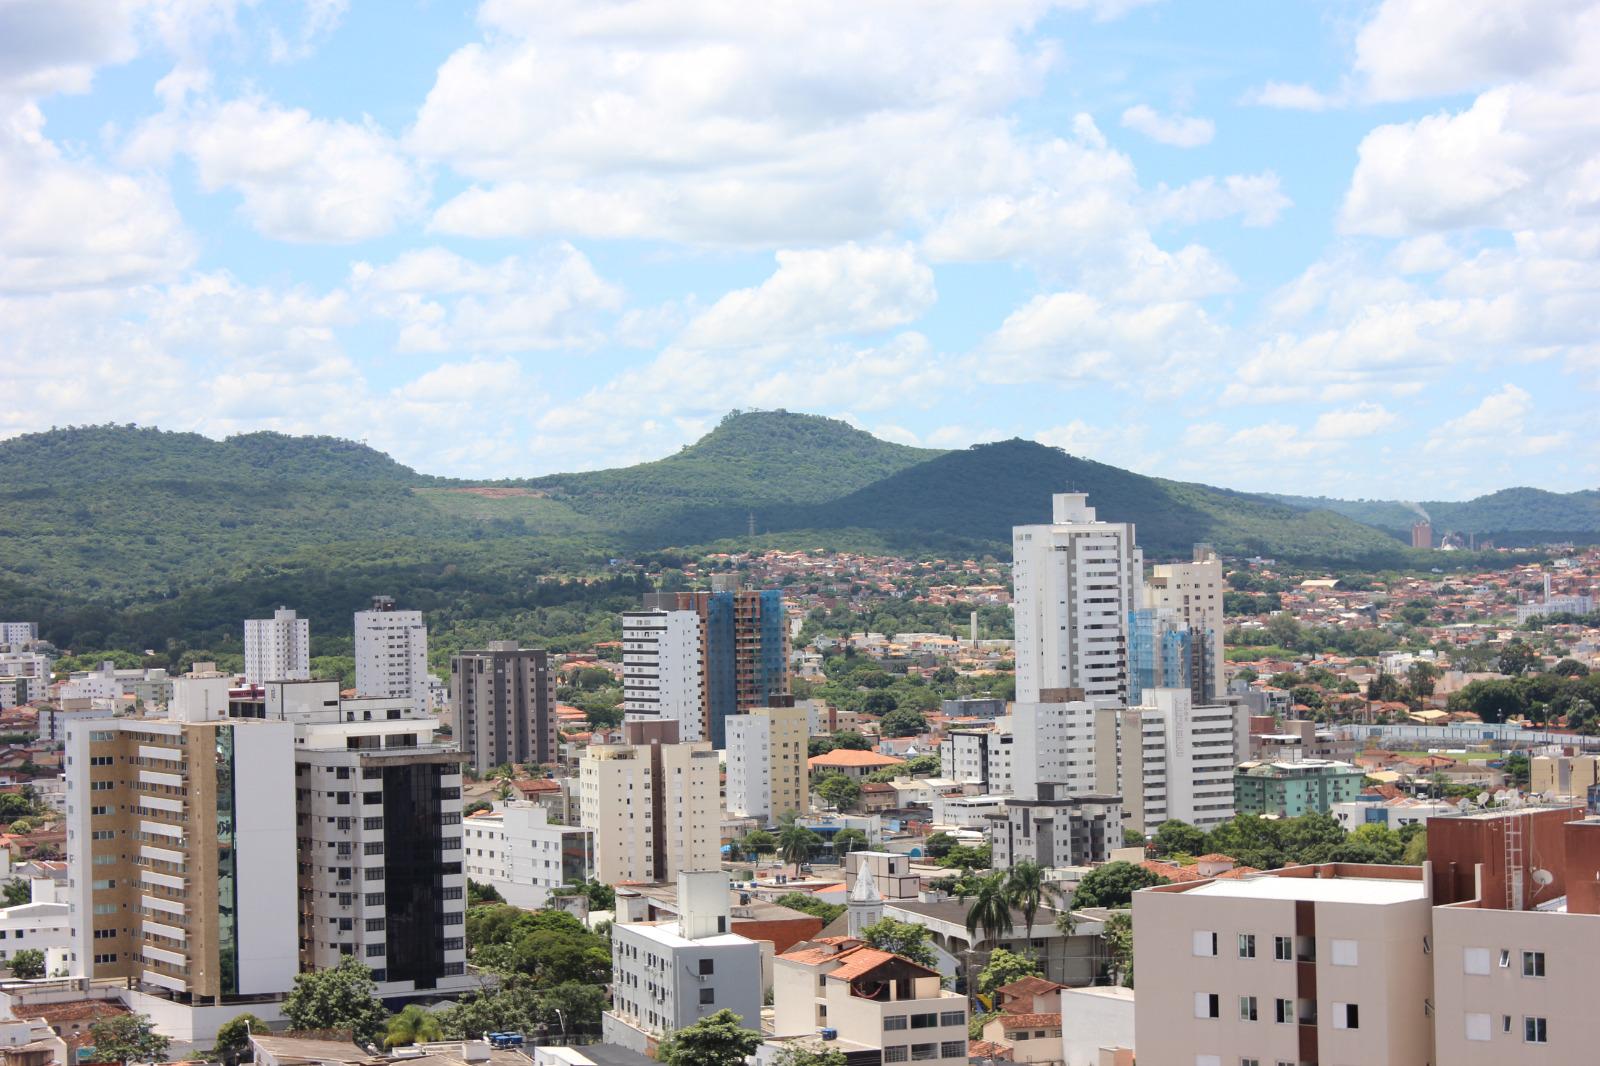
[622,609,706,742]
[725,703,808,823]
[579,720,722,884]
[353,597,429,713]
[1096,689,1245,834]
[449,643,557,773]
[1144,546,1225,702]
[243,607,310,685]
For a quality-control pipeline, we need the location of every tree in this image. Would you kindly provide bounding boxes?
[1151,820,1207,859]
[1402,830,1428,865]
[775,892,845,925]
[560,879,616,911]
[742,830,777,860]
[537,980,609,1032]
[385,1005,444,1049]
[771,1042,847,1066]
[879,707,927,737]
[1070,862,1169,909]
[962,870,1014,947]
[1103,911,1135,987]
[1407,660,1440,696]
[939,844,992,869]
[779,823,821,872]
[832,731,872,751]
[859,917,938,969]
[8,948,43,979]
[814,773,860,811]
[833,828,869,855]
[924,831,957,860]
[1499,640,1539,676]
[1003,861,1062,937]
[1,879,30,906]
[657,1009,762,1066]
[1366,673,1405,703]
[468,879,504,906]
[282,956,388,1046]
[89,1013,170,1066]
[976,947,1042,995]
[213,1014,269,1064]
[1554,659,1590,677]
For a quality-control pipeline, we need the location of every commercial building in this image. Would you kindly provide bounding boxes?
[1094,688,1245,834]
[938,724,1013,795]
[243,607,310,685]
[1011,493,1141,704]
[1143,545,1225,702]
[725,702,809,823]
[448,643,557,773]
[354,597,429,714]
[1331,795,1457,831]
[989,784,1121,870]
[772,935,967,1066]
[462,804,594,910]
[605,872,762,1053]
[64,677,301,1001]
[578,720,721,884]
[621,608,706,741]
[1133,864,1435,1066]
[1233,758,1365,818]
[638,580,790,747]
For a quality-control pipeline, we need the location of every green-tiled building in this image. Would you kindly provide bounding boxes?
[1234,758,1366,817]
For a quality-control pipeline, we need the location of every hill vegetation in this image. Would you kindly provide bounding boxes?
[1269,487,1600,545]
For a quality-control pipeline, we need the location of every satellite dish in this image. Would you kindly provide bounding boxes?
[1476,792,1490,807]
[1532,869,1555,888]
[1494,790,1509,804]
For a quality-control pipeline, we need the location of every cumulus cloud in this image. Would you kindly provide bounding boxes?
[1120,104,1214,147]
[0,0,138,99]
[1241,81,1342,111]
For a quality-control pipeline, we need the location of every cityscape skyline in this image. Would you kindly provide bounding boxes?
[3,1,1597,496]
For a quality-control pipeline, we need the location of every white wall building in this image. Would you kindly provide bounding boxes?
[1013,697,1101,799]
[0,624,38,647]
[939,723,1014,795]
[579,722,722,884]
[244,607,311,684]
[605,871,763,1053]
[1059,986,1135,1066]
[725,704,807,823]
[463,803,594,910]
[930,793,1009,829]
[0,651,50,706]
[1012,492,1142,704]
[622,609,705,741]
[354,597,429,713]
[0,876,71,975]
[1144,546,1225,702]
[1095,688,1245,834]
[1331,797,1458,832]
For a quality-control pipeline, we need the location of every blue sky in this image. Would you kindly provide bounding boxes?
[3,0,1597,498]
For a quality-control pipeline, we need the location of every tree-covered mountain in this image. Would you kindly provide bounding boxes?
[1268,487,1600,546]
[759,439,1411,562]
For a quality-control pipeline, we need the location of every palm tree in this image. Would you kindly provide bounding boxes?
[961,870,1015,999]
[777,823,819,874]
[1004,861,1064,937]
[384,1005,443,1049]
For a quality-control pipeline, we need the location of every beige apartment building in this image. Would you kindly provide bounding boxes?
[64,696,299,1000]
[1530,753,1600,798]
[1133,864,1435,1066]
[579,719,721,884]
[1144,545,1225,702]
[725,702,808,823]
[773,936,968,1066]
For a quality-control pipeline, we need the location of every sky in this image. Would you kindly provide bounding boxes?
[2,0,1598,498]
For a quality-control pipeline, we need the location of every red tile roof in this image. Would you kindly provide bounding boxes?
[997,1013,1061,1030]
[808,750,907,769]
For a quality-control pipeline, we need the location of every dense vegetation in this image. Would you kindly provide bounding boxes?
[1269,487,1600,545]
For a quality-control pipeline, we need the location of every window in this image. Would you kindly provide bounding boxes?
[940,1012,965,1027]
[1524,1017,1547,1044]
[884,1016,908,1031]
[1194,993,1219,1020]
[1333,1004,1359,1030]
[1239,996,1258,1022]
[1193,931,1218,957]
[1274,999,1293,1024]
[365,893,385,906]
[910,1045,937,1061]
[1238,934,1256,959]
[1331,939,1358,966]
[883,1049,908,1063]
[911,1013,938,1029]
[1195,1058,1220,1066]
[365,918,385,932]
[1464,1014,1491,1042]
[1499,949,1512,968]
[365,943,384,958]
[698,958,714,975]
[1463,947,1490,975]
[1241,1060,1260,1066]
[699,988,715,1004]
[1522,951,1545,978]
[1273,936,1292,961]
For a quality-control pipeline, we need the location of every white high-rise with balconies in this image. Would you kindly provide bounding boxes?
[1144,545,1225,701]
[1012,493,1142,704]
[621,608,705,741]
[244,607,311,684]
[354,596,429,714]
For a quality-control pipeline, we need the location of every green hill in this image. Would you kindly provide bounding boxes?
[1269,487,1600,545]
[762,439,1410,563]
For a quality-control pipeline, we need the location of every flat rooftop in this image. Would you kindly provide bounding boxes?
[1186,875,1426,905]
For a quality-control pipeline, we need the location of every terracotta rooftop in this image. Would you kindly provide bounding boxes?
[997,1013,1061,1030]
[968,1042,1012,1059]
[824,946,900,981]
[808,750,907,769]
[996,975,1066,999]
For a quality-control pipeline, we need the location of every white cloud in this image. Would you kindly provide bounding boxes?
[350,245,623,352]
[1148,173,1290,228]
[127,96,427,242]
[0,0,138,99]
[1309,402,1397,440]
[0,103,192,292]
[1120,104,1214,147]
[1423,383,1572,458]
[1241,80,1341,111]
[679,243,935,348]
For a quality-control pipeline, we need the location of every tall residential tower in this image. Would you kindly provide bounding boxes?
[354,597,429,713]
[244,607,311,684]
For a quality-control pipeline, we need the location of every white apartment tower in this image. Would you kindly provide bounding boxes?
[725,703,808,823]
[1094,688,1246,834]
[1145,545,1225,701]
[243,607,311,684]
[1012,493,1142,703]
[1012,695,1101,799]
[621,609,706,741]
[354,596,429,713]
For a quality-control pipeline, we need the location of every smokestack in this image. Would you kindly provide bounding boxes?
[970,610,978,644]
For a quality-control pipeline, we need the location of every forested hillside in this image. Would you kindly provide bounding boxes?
[1270,487,1600,545]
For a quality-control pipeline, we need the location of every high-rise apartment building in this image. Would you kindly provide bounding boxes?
[354,597,429,713]
[1126,607,1193,705]
[1012,493,1142,704]
[724,701,808,823]
[64,677,300,1000]
[637,578,789,747]
[448,642,556,773]
[990,784,1122,870]
[579,719,722,884]
[939,723,1014,795]
[0,623,38,647]
[1234,758,1365,818]
[1143,545,1224,701]
[621,608,705,740]
[1094,688,1246,834]
[1012,692,1101,799]
[243,607,311,685]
